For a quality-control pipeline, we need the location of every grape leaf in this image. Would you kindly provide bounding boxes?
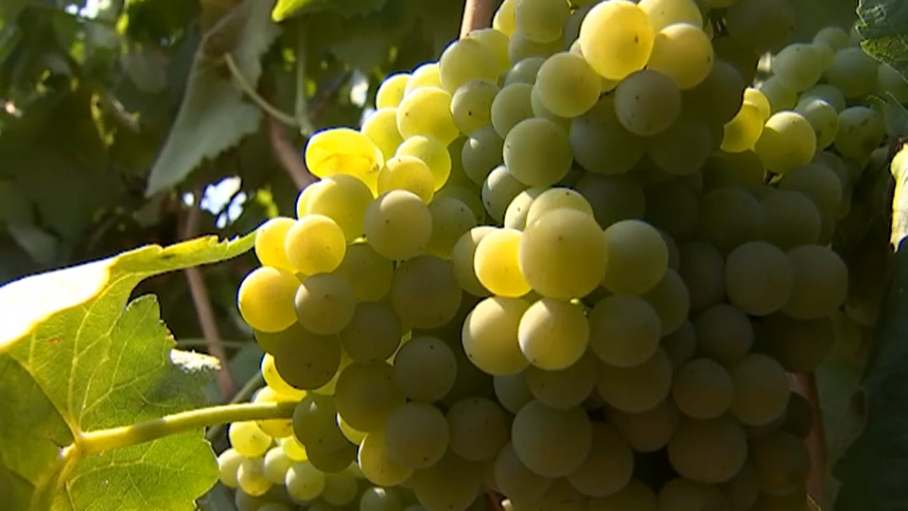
[145,0,281,196]
[0,233,254,511]
[271,0,387,22]
[857,0,908,76]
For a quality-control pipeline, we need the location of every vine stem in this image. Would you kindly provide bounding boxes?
[70,402,297,456]
[460,0,498,38]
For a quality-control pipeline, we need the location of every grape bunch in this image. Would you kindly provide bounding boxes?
[218,0,895,510]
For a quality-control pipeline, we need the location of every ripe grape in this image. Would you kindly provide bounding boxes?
[333,242,394,302]
[514,0,570,43]
[462,296,531,375]
[218,448,244,488]
[254,217,296,272]
[376,73,410,108]
[362,108,405,160]
[761,190,823,250]
[438,38,500,94]
[390,255,462,329]
[339,303,400,362]
[772,43,824,91]
[575,173,646,228]
[614,70,682,136]
[377,156,436,204]
[729,354,790,426]
[641,268,691,335]
[383,402,450,469]
[725,241,795,316]
[364,190,432,261]
[237,267,299,333]
[795,97,839,150]
[524,352,597,410]
[518,298,590,370]
[447,397,510,461]
[756,76,797,114]
[494,373,534,414]
[823,47,878,98]
[783,244,848,320]
[511,400,593,478]
[639,0,702,32]
[647,24,714,90]
[667,415,748,484]
[396,135,452,190]
[697,186,766,254]
[451,79,499,136]
[503,117,573,187]
[754,111,817,175]
[305,128,384,183]
[474,228,532,297]
[596,348,673,413]
[671,358,734,419]
[834,106,885,161]
[392,336,457,402]
[409,451,482,511]
[284,215,346,275]
[606,399,680,453]
[678,241,726,312]
[589,295,661,367]
[462,126,504,186]
[644,183,699,241]
[334,362,405,432]
[293,273,356,335]
[482,165,529,223]
[587,479,657,511]
[725,0,795,52]
[237,457,272,496]
[494,442,554,503]
[307,174,376,240]
[535,52,601,118]
[567,422,634,497]
[693,303,754,364]
[580,1,655,80]
[602,219,669,295]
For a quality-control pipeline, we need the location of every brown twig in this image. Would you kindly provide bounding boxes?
[266,115,316,190]
[182,186,236,400]
[460,0,498,38]
[789,372,828,504]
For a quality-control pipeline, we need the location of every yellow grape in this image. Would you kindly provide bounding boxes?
[606,399,680,453]
[514,0,570,43]
[504,187,545,230]
[377,156,436,204]
[504,56,546,86]
[305,128,384,182]
[229,420,272,458]
[363,190,432,261]
[614,69,682,137]
[284,215,346,275]
[451,79,499,135]
[530,84,571,131]
[466,28,510,73]
[293,273,356,335]
[261,354,306,400]
[306,174,374,242]
[795,97,839,150]
[503,117,573,187]
[725,241,795,316]
[518,298,590,371]
[383,402,451,469]
[508,29,562,64]
[396,135,452,191]
[396,86,459,146]
[376,73,410,108]
[602,219,668,295]
[494,0,517,36]
[237,267,300,333]
[462,296,532,375]
[474,228,532,298]
[253,387,296,438]
[753,111,817,175]
[482,165,528,224]
[534,52,602,118]
[491,82,535,139]
[580,1,655,81]
[524,188,593,226]
[647,23,714,90]
[744,87,771,121]
[451,226,496,297]
[254,217,296,272]
[295,181,319,218]
[361,108,404,160]
[721,101,764,153]
[438,38,500,94]
[757,77,797,114]
[639,0,703,32]
[405,63,442,94]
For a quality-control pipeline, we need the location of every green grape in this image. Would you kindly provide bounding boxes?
[744,88,771,121]
[756,313,835,373]
[728,353,790,426]
[362,108,405,160]
[725,0,795,51]
[307,174,375,242]
[782,244,848,320]
[504,56,546,86]
[677,241,725,313]
[447,397,510,461]
[436,184,486,224]
[438,38,500,94]
[393,336,457,402]
[643,183,698,241]
[364,190,432,261]
[697,186,766,254]
[639,0,702,32]
[588,295,661,367]
[383,402,450,469]
[721,101,764,153]
[762,190,822,250]
[834,106,885,161]
[523,351,596,410]
[647,115,714,176]
[451,79,499,136]
[514,0,569,43]
[794,97,838,150]
[337,413,366,446]
[494,373,534,414]
[751,432,810,496]
[720,463,760,511]
[237,267,299,333]
[683,60,746,127]
[606,399,680,453]
[754,111,817,175]
[482,165,528,223]
[494,0,517,36]
[218,448,244,488]
[451,226,495,297]
[641,268,690,335]
[661,321,696,369]
[293,273,355,335]
[693,304,754,364]
[778,163,843,220]
[334,242,394,302]
[361,486,404,511]
[756,77,797,115]
[614,70,682,136]
[261,353,305,399]
[725,241,795,316]
[229,420,273,458]
[495,442,554,504]
[292,394,348,451]
[395,137,451,193]
[339,302,401,363]
[575,174,646,228]
[335,362,405,432]
[285,461,326,501]
[648,24,714,90]
[254,217,296,272]
[322,470,359,506]
[442,333,495,406]
[462,125,504,186]
[405,63,442,95]
[390,255,462,329]
[596,348,672,413]
[377,73,411,108]
[657,478,731,511]
[377,156,436,204]
[569,95,647,175]
[305,128,384,185]
[466,28,511,73]
[713,36,760,84]
[504,187,545,230]
[281,435,308,461]
[518,298,590,370]
[587,479,657,511]
[580,1,655,80]
[263,447,294,484]
[359,431,414,487]
[511,400,593,477]
[253,387,296,438]
[474,228,532,297]
[601,219,668,295]
[491,83,534,140]
[525,188,593,228]
[508,29,562,64]
[284,215,347,275]
[800,83,847,112]
[530,83,572,131]
[566,422,634,498]
[813,25,850,51]
[671,358,734,420]
[426,197,477,258]
[410,451,482,511]
[823,47,878,98]
[668,415,748,484]
[534,52,601,118]
[462,296,532,375]
[503,118,573,187]
[876,63,908,103]
[397,87,459,146]
[237,457,273,496]
[771,43,824,91]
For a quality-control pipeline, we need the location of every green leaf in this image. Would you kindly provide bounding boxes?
[857,0,908,76]
[145,0,281,196]
[271,0,387,22]
[0,233,254,510]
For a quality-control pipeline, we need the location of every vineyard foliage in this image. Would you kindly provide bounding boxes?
[1,0,908,510]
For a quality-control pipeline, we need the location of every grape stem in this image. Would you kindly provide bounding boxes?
[224,52,298,127]
[67,401,296,457]
[459,0,497,38]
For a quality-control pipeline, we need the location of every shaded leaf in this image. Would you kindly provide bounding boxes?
[0,233,254,510]
[120,45,169,94]
[857,0,908,76]
[145,0,281,196]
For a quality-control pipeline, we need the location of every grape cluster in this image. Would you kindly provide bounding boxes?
[219,0,893,510]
